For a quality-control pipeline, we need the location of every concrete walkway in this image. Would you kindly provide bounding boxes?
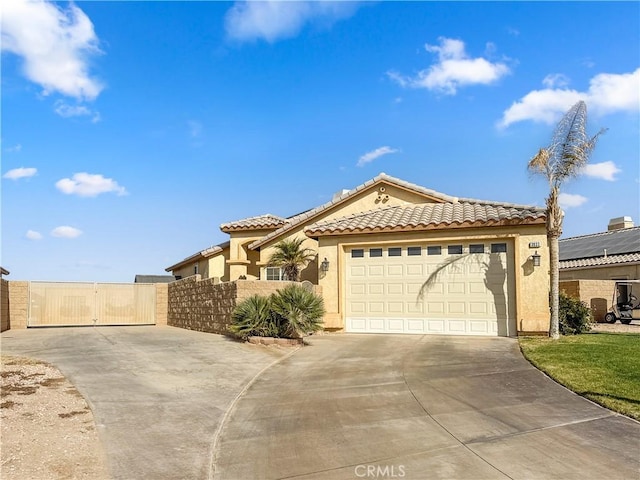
[1,326,289,480]
[214,334,640,479]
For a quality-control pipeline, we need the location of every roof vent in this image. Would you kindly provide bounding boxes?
[332,189,350,201]
[608,216,634,231]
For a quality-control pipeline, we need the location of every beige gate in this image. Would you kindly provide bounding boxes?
[28,282,156,327]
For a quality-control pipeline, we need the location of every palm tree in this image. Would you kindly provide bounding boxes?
[528,100,605,339]
[267,237,316,282]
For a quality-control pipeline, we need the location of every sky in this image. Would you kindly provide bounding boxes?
[2,1,639,282]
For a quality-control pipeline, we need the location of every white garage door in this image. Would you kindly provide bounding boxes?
[346,242,516,336]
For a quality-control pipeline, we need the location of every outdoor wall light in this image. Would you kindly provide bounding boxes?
[531,251,541,267]
[320,258,330,272]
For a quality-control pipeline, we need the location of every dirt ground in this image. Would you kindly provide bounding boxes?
[1,355,108,480]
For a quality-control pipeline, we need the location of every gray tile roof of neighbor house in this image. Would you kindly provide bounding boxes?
[559,226,640,269]
[304,202,546,236]
[134,275,176,283]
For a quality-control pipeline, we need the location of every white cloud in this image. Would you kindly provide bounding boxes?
[1,0,103,101]
[357,146,399,167]
[3,167,37,180]
[51,226,82,239]
[225,1,359,43]
[542,73,570,89]
[581,161,621,181]
[499,68,640,128]
[26,230,43,240]
[55,173,127,197]
[559,193,587,209]
[388,37,510,95]
[54,101,101,123]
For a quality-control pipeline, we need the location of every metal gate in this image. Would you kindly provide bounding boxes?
[28,282,157,327]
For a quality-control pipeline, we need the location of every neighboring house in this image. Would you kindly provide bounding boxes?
[166,173,550,336]
[134,275,176,284]
[559,217,640,281]
[0,267,9,277]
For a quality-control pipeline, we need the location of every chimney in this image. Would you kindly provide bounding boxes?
[332,189,350,201]
[608,216,635,231]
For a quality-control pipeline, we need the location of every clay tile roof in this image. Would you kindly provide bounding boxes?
[220,214,287,233]
[304,202,546,236]
[248,173,463,250]
[165,241,230,272]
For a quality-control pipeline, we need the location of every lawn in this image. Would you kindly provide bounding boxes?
[519,333,640,421]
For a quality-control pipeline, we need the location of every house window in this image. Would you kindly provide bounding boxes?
[469,244,485,254]
[194,264,199,275]
[448,245,463,255]
[407,246,422,256]
[351,249,365,258]
[388,247,402,257]
[266,267,284,281]
[369,248,383,257]
[491,243,507,253]
[427,246,441,256]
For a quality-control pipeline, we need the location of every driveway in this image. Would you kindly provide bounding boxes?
[1,326,289,479]
[213,334,640,479]
[2,329,638,480]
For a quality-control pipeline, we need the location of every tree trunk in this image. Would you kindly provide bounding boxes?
[548,234,560,339]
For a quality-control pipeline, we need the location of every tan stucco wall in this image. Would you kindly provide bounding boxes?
[155,283,168,326]
[560,264,640,281]
[171,247,231,281]
[560,279,617,322]
[7,281,28,330]
[228,229,275,280]
[1,279,9,332]
[316,225,550,334]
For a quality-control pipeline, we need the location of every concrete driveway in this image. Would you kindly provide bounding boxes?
[213,334,640,480]
[1,326,289,480]
[2,329,638,479]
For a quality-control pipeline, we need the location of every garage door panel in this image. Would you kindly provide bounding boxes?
[345,242,515,336]
[387,265,404,276]
[387,302,403,314]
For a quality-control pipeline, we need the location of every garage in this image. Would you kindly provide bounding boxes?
[345,240,517,336]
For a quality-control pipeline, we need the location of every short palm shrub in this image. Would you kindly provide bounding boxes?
[270,284,325,338]
[229,295,278,339]
[229,285,325,340]
[559,292,593,335]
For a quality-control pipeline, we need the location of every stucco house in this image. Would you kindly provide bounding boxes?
[559,217,640,281]
[166,173,550,336]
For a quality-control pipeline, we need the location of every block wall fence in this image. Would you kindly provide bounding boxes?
[167,276,321,335]
[559,279,617,323]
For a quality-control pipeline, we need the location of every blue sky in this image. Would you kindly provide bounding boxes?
[2,1,639,282]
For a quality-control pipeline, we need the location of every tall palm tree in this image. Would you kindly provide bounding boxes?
[528,100,605,339]
[267,237,316,282]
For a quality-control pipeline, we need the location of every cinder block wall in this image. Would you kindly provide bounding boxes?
[167,277,322,335]
[1,279,9,332]
[560,279,617,322]
[6,281,29,330]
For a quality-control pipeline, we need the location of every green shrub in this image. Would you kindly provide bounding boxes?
[229,285,325,340]
[270,284,325,338]
[559,292,593,335]
[229,295,278,339]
